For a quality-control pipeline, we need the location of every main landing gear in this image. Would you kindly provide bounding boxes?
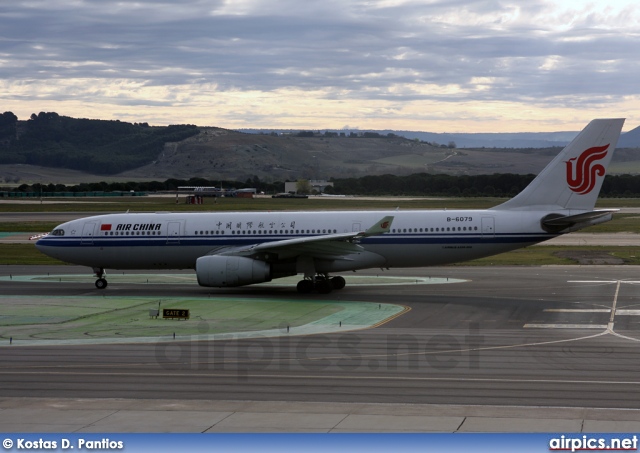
[93,267,108,289]
[296,275,346,294]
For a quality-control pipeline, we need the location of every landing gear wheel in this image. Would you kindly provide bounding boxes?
[95,278,108,289]
[297,279,314,294]
[316,279,333,294]
[330,276,346,290]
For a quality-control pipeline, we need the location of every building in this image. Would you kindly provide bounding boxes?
[284,180,334,194]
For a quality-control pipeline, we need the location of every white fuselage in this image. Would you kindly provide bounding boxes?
[36,209,556,273]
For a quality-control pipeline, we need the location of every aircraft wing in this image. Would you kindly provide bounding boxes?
[216,215,394,260]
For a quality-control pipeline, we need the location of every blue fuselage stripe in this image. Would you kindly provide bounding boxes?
[37,233,555,248]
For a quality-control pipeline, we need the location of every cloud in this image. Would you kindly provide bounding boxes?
[1,0,639,131]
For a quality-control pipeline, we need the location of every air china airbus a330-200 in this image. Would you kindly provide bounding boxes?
[36,119,625,294]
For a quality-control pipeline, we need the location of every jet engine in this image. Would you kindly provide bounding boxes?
[196,255,271,287]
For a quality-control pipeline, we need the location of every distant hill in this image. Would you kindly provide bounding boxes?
[239,128,579,148]
[617,125,640,148]
[0,112,199,175]
[118,128,451,182]
[1,113,639,185]
[241,126,640,149]
[118,128,640,182]
[378,130,578,148]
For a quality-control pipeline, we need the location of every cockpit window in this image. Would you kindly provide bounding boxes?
[51,229,65,236]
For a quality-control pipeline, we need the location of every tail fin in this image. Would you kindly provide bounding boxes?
[494,118,625,211]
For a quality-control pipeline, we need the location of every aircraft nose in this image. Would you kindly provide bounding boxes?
[35,236,47,251]
[35,233,54,251]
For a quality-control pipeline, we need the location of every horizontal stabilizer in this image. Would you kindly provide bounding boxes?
[541,210,618,232]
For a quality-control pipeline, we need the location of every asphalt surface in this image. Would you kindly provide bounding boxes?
[2,265,640,411]
[3,207,640,431]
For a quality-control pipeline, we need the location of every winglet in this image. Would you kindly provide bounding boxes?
[361,216,394,236]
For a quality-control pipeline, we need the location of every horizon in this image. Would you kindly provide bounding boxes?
[8,111,634,136]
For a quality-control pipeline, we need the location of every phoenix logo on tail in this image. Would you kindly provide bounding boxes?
[566,144,610,195]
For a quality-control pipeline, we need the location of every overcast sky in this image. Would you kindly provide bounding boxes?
[1,0,639,132]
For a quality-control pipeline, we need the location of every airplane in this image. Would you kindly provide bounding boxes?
[36,118,625,294]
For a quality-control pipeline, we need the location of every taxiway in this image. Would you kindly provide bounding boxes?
[1,265,640,431]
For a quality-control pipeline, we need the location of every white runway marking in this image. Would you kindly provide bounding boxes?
[567,280,617,283]
[543,309,610,313]
[529,279,640,343]
[607,280,622,331]
[613,310,640,315]
[524,324,608,329]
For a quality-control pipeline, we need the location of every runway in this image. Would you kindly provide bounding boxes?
[1,264,640,431]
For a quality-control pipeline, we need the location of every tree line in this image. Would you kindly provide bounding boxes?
[330,172,640,197]
[6,173,640,198]
[0,111,199,175]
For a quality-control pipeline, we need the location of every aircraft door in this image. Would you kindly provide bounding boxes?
[167,221,182,244]
[352,222,362,232]
[81,222,96,245]
[481,217,495,237]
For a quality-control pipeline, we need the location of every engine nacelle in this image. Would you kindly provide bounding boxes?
[196,255,271,287]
